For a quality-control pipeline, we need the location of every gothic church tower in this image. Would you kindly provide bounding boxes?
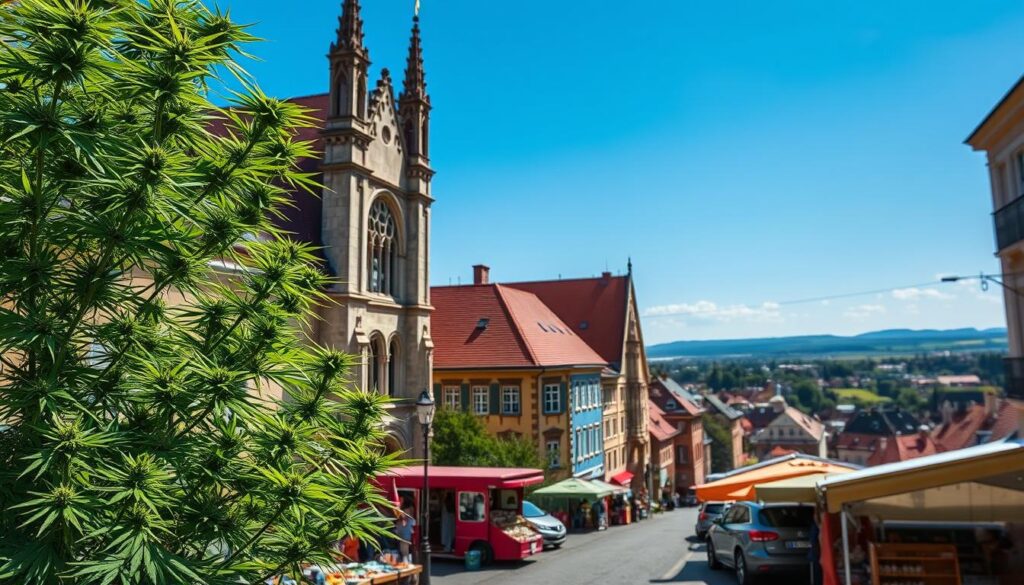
[318,0,434,454]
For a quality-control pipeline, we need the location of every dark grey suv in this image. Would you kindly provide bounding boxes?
[706,502,814,584]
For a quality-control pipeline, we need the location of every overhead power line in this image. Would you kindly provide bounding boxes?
[643,272,1013,319]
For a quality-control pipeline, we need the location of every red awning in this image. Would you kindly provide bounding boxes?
[610,471,634,486]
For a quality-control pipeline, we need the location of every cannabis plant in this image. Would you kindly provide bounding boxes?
[0,1,397,583]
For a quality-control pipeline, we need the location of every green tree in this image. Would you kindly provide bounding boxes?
[431,409,500,467]
[0,2,395,583]
[792,379,822,413]
[431,409,546,469]
[702,414,733,473]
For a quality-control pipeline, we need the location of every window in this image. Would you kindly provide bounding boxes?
[442,385,459,409]
[677,445,688,463]
[458,492,485,522]
[472,385,488,415]
[547,440,560,468]
[575,428,582,462]
[605,419,611,438]
[590,383,598,408]
[677,421,687,433]
[367,199,398,296]
[665,399,676,411]
[369,337,384,392]
[543,383,561,414]
[387,338,399,397]
[1017,150,1024,196]
[573,382,581,412]
[501,385,520,415]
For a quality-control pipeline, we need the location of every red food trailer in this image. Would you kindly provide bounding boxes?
[381,466,545,563]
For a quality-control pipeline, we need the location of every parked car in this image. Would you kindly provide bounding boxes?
[706,502,815,584]
[695,501,729,539]
[522,501,567,549]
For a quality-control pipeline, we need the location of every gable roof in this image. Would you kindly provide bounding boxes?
[841,409,920,438]
[649,401,681,443]
[504,274,630,368]
[867,433,938,466]
[764,406,825,441]
[704,392,743,421]
[431,284,607,370]
[649,378,702,417]
[931,401,1020,453]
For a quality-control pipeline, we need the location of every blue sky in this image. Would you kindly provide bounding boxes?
[222,1,1024,343]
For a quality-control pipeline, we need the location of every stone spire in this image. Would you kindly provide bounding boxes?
[333,0,366,55]
[400,16,428,103]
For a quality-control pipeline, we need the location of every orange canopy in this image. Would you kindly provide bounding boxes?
[695,456,859,502]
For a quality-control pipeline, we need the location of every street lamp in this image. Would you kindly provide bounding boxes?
[415,389,435,585]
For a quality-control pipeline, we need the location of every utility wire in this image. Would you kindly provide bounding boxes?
[643,272,1013,319]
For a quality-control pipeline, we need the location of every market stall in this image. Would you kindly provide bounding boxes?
[380,466,545,563]
[816,439,1024,585]
[531,478,614,531]
[695,453,860,502]
[298,561,423,585]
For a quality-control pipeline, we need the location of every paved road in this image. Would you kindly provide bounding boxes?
[431,506,803,585]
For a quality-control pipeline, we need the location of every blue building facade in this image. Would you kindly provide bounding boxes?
[570,372,604,478]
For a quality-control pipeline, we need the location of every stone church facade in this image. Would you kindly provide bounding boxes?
[279,0,434,454]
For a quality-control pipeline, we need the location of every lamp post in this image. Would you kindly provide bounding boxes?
[415,389,435,585]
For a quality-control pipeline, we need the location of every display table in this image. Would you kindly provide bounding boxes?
[304,562,422,585]
[346,565,422,584]
[869,543,961,585]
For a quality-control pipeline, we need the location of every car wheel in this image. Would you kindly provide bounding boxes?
[735,551,752,585]
[707,540,721,570]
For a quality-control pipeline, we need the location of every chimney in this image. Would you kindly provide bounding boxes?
[601,271,612,280]
[473,264,490,285]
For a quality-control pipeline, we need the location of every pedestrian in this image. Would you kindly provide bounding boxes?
[441,492,456,552]
[594,497,607,531]
[395,504,416,564]
[579,499,592,530]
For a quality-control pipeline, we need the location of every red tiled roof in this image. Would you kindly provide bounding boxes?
[505,275,630,368]
[739,417,753,433]
[931,401,1020,453]
[649,401,681,443]
[835,432,883,452]
[989,400,1020,442]
[768,446,797,457]
[867,433,937,466]
[785,406,826,441]
[431,284,607,370]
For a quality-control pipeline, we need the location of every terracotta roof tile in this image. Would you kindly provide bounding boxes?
[431,284,606,370]
[867,433,937,466]
[649,401,681,443]
[931,401,1021,452]
[505,275,629,368]
[649,378,702,416]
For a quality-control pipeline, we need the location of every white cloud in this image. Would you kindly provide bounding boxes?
[891,287,953,301]
[643,300,783,323]
[844,304,887,320]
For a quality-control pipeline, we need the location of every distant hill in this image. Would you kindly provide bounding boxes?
[647,328,1008,359]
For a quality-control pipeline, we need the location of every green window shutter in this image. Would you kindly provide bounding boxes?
[432,383,441,398]
[460,383,469,412]
[559,381,568,414]
[489,383,500,415]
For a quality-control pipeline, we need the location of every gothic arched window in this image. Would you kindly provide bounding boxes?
[387,337,400,398]
[334,71,349,117]
[369,335,385,393]
[368,198,398,296]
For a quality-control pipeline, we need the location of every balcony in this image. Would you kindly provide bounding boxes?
[994,196,1024,252]
[1004,357,1024,400]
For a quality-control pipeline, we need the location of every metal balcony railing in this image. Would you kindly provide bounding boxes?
[1004,357,1024,400]
[994,196,1024,252]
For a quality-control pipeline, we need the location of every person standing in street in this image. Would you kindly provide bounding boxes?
[395,505,416,564]
[594,497,607,531]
